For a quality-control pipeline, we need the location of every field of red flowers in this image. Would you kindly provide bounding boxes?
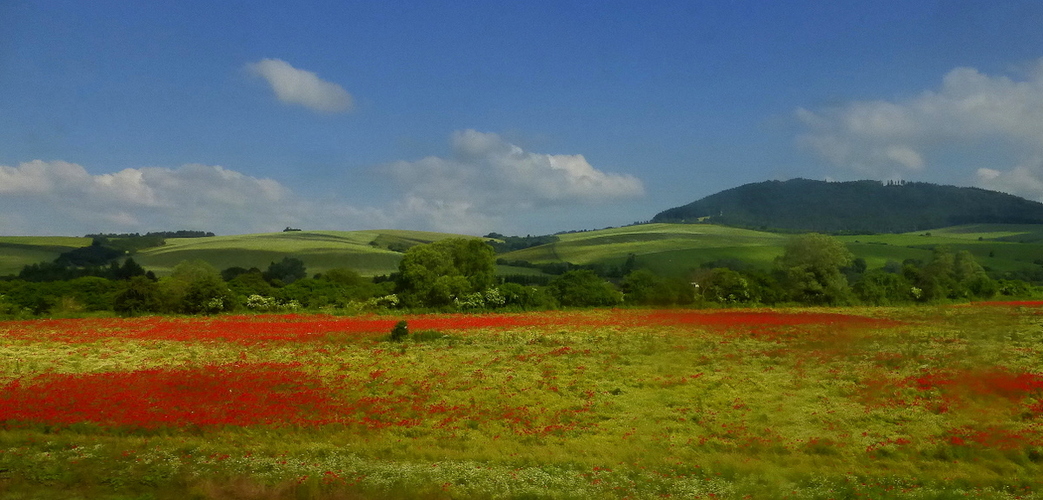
[1,304,1042,498]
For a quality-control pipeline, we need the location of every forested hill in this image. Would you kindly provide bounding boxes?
[652,179,1043,233]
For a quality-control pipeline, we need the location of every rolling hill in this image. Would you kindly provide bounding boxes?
[130,229,469,277]
[3,223,1043,281]
[652,179,1043,233]
[500,223,1043,279]
[0,236,94,276]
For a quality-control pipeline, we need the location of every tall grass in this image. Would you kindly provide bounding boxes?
[0,305,1042,498]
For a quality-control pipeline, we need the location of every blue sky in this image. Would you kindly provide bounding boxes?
[2,1,1043,236]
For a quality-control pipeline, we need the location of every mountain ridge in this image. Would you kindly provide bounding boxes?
[651,178,1043,233]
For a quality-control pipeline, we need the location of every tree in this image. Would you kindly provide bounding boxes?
[264,257,307,285]
[700,268,753,304]
[113,257,147,280]
[776,233,854,305]
[113,275,163,315]
[181,275,236,314]
[549,270,622,307]
[621,269,695,306]
[853,269,912,305]
[227,270,275,299]
[396,239,496,308]
[908,247,996,301]
[497,283,557,310]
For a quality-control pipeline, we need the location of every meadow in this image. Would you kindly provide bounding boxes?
[1,304,1042,498]
[7,223,1043,279]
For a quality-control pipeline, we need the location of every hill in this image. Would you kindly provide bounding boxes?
[651,179,1043,233]
[499,222,1043,280]
[131,229,468,277]
[5,223,1043,284]
[0,236,94,276]
[0,230,474,278]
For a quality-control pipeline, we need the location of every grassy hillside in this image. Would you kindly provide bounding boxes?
[0,236,92,276]
[132,230,465,276]
[834,224,1043,273]
[501,223,1043,279]
[502,224,789,277]
[4,224,1042,281]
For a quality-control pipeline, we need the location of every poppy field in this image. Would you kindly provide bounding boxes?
[1,305,1043,499]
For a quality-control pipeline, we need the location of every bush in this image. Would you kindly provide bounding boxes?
[389,320,409,342]
[549,270,622,307]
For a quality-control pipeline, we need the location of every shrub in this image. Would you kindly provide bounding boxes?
[389,320,409,342]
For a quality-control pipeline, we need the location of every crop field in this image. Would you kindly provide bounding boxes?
[132,230,460,277]
[2,305,1042,499]
[5,224,1043,280]
[0,237,92,277]
[499,223,1043,276]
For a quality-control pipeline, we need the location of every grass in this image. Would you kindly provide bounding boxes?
[0,237,92,276]
[502,224,788,268]
[132,230,466,276]
[500,223,1043,277]
[5,224,1043,280]
[1,305,1042,498]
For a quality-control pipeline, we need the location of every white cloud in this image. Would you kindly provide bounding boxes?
[383,130,645,223]
[0,132,644,236]
[975,158,1043,202]
[245,58,353,113]
[797,59,1043,185]
[0,160,298,235]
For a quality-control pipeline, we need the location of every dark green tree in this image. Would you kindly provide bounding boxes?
[113,258,147,280]
[396,239,496,308]
[264,257,307,285]
[700,268,753,304]
[497,283,557,310]
[113,275,163,316]
[776,233,854,305]
[853,269,913,305]
[181,275,237,314]
[621,269,694,306]
[549,270,622,307]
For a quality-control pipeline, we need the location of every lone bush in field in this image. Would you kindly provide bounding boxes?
[389,320,409,341]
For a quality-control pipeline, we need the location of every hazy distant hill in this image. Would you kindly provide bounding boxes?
[651,179,1043,233]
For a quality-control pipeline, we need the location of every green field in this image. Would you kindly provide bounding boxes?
[502,223,1043,278]
[3,223,1043,280]
[126,230,465,277]
[501,224,789,275]
[0,236,93,276]
[2,305,1042,498]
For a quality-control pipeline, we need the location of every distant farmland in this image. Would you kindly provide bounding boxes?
[3,223,1043,279]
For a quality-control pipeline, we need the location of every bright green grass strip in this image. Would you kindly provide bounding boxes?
[131,230,477,276]
[504,224,787,265]
[0,237,93,276]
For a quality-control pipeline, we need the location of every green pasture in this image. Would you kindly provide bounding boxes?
[503,223,787,265]
[501,223,1043,277]
[4,223,1043,280]
[133,230,465,276]
[2,306,1043,498]
[838,226,1043,272]
[0,236,92,276]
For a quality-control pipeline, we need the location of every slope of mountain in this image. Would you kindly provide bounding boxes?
[652,179,1043,233]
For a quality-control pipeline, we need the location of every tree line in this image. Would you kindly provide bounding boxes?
[0,234,1035,318]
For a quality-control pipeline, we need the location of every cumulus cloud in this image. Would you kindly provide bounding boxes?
[245,58,353,113]
[382,130,644,230]
[797,59,1043,197]
[0,133,644,236]
[0,160,300,235]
